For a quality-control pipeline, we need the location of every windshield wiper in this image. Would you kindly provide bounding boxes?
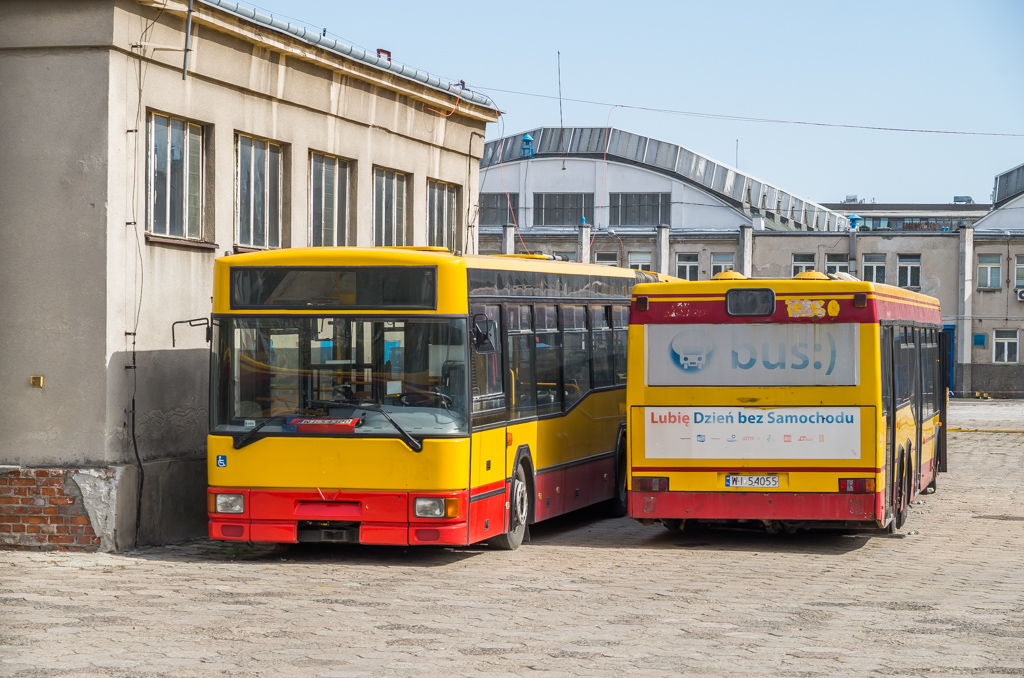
[233,414,291,450]
[309,398,422,453]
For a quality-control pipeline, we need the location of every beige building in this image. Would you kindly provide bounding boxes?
[0,0,495,550]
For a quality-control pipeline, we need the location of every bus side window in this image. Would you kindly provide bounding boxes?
[561,305,590,409]
[612,305,629,386]
[880,326,893,416]
[535,304,562,416]
[470,304,505,426]
[590,306,615,388]
[506,304,537,420]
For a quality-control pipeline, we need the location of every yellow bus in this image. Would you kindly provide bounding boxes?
[626,271,949,533]
[207,246,658,548]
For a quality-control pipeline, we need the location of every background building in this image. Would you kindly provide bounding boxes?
[0,0,495,550]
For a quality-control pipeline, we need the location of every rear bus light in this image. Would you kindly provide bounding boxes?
[634,477,669,492]
[838,478,875,493]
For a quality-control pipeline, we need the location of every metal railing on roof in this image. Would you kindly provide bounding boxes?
[480,127,848,231]
[197,0,496,111]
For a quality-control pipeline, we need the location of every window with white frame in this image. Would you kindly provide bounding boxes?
[711,253,734,276]
[373,168,407,246]
[149,113,203,239]
[825,253,849,275]
[862,253,886,283]
[628,251,652,271]
[428,180,459,250]
[594,252,618,266]
[994,329,1018,364]
[898,254,921,288]
[236,133,282,248]
[310,153,348,247]
[792,253,816,276]
[977,254,1001,289]
[676,253,699,281]
[1017,255,1024,288]
[479,193,519,226]
[609,193,671,227]
[553,251,577,262]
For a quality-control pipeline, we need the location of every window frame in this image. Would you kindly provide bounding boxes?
[1016,255,1024,289]
[235,132,283,249]
[977,254,1001,290]
[373,167,408,246]
[148,111,204,241]
[862,253,886,284]
[609,193,671,227]
[627,251,653,271]
[897,254,922,289]
[309,151,349,247]
[427,180,460,251]
[533,193,595,226]
[993,329,1019,364]
[825,253,850,275]
[792,253,816,276]
[479,193,519,226]
[711,253,734,276]
[594,252,619,266]
[676,252,699,281]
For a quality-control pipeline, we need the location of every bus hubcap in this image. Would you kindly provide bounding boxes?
[513,480,528,528]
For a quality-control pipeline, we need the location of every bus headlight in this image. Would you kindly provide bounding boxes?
[214,493,245,514]
[414,497,445,518]
[414,497,459,518]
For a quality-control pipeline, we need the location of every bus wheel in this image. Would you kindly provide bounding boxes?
[490,463,530,551]
[889,457,909,533]
[607,441,628,518]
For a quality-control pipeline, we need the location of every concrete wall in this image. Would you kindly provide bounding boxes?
[1,0,490,550]
[0,0,114,466]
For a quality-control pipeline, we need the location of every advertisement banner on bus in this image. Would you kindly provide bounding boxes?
[643,406,862,459]
[646,323,859,387]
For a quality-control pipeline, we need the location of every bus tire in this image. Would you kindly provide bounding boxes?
[607,439,628,518]
[490,462,530,551]
[889,454,909,533]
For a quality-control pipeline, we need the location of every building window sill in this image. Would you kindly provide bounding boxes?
[976,287,1001,292]
[145,233,218,250]
[233,245,278,254]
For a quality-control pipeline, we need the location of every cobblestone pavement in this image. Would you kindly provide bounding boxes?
[2,401,1023,677]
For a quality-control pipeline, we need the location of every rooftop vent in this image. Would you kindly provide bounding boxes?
[953,196,975,204]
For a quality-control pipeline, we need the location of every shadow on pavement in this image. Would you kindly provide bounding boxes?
[126,538,486,567]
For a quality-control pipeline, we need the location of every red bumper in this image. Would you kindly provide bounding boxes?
[208,488,470,546]
[629,491,877,522]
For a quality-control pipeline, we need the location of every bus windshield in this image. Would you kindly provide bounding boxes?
[211,316,468,437]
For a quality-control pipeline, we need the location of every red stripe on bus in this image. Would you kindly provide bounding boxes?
[470,479,507,497]
[633,466,883,474]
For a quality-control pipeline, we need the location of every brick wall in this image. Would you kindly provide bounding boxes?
[0,469,101,550]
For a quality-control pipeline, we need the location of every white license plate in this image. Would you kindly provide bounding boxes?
[725,475,779,488]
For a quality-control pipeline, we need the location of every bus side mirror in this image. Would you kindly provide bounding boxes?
[472,315,496,354]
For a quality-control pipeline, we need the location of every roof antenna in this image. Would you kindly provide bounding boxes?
[558,50,566,170]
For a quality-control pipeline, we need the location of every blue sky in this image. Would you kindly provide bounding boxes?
[239,0,1022,204]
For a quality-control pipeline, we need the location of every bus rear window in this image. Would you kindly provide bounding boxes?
[726,288,775,317]
[230,266,437,310]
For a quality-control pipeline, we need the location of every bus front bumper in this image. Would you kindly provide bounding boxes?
[208,488,470,546]
[629,491,877,522]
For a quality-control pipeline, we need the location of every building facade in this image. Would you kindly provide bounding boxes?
[0,0,494,550]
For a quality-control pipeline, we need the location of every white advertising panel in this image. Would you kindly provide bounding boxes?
[643,407,862,460]
[646,323,859,387]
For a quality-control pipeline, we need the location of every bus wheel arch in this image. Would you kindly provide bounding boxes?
[489,446,534,551]
[608,425,628,518]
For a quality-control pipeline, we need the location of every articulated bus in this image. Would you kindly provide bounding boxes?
[207,247,658,549]
[626,271,949,533]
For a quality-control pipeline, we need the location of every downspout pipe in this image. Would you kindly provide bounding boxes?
[182,0,194,80]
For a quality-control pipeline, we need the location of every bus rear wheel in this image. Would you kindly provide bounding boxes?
[607,439,628,518]
[490,463,529,551]
[888,456,909,533]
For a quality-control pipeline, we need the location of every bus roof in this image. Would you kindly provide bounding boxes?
[213,247,661,314]
[630,275,942,325]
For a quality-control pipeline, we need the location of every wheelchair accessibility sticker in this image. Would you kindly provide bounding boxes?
[216,455,227,468]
